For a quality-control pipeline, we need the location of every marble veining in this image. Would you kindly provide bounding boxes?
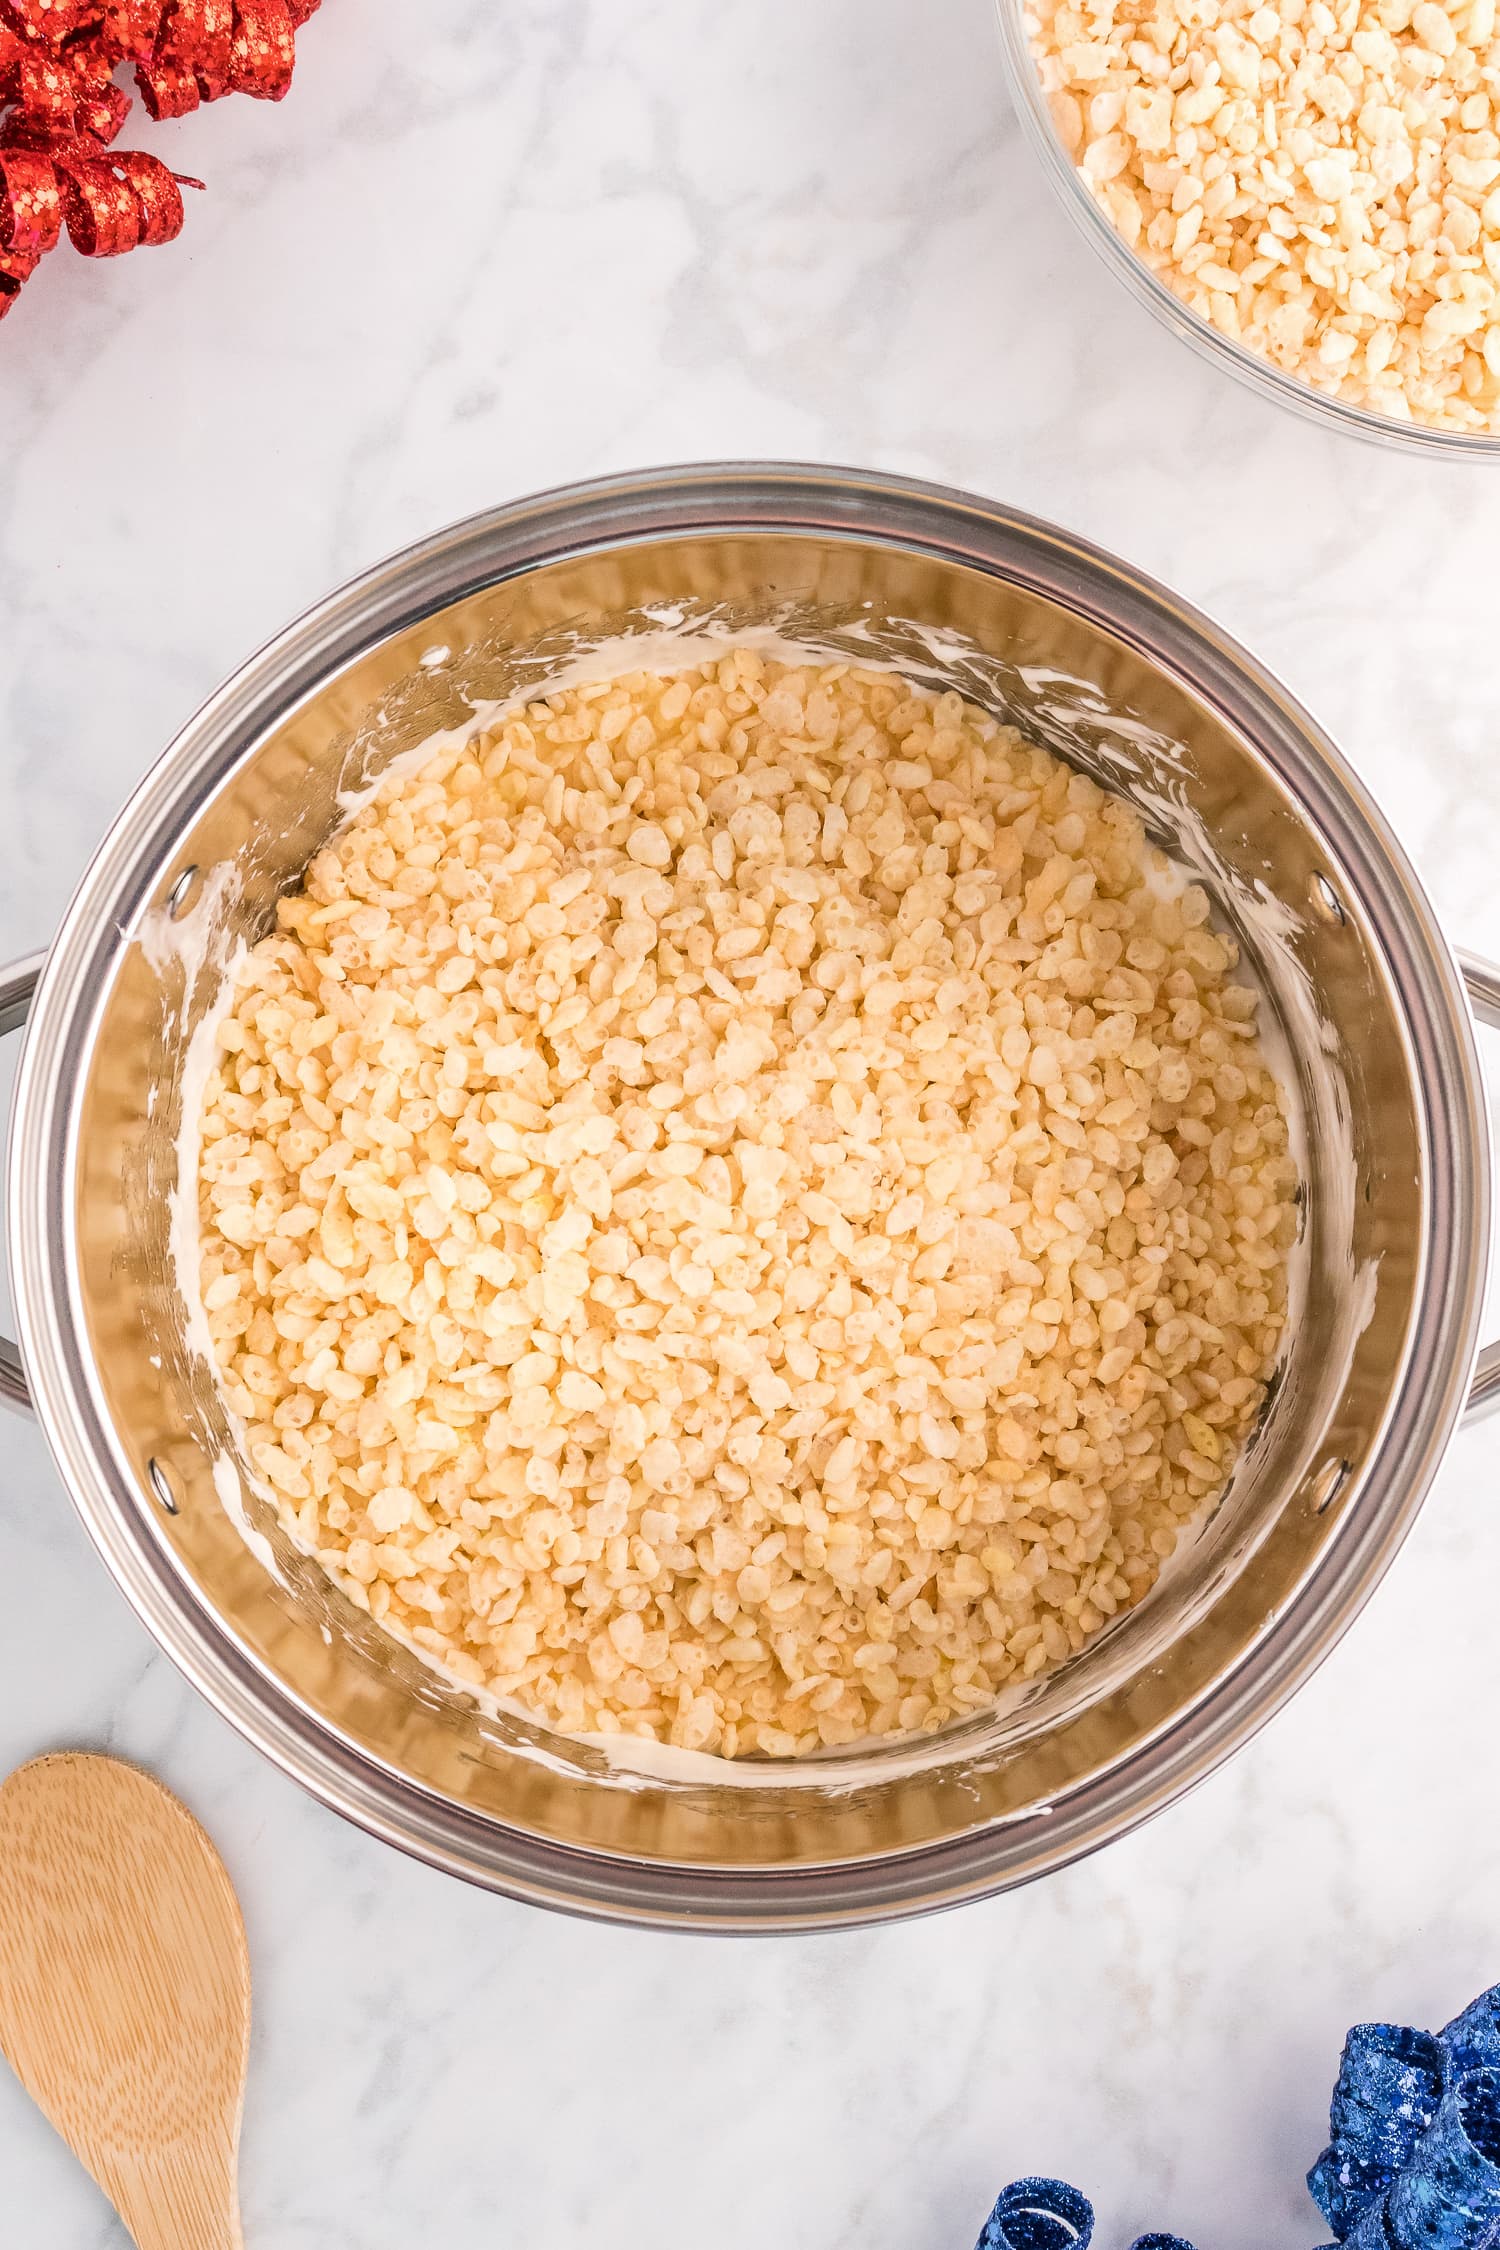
[3,2,1500,2244]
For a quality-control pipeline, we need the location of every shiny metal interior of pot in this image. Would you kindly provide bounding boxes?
[73,526,1421,1891]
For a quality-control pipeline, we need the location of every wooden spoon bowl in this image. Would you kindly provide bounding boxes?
[0,1754,249,2249]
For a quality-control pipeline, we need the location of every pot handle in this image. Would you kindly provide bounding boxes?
[0,950,44,1415]
[1460,950,1500,1422]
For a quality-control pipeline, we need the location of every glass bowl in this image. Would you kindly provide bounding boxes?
[993,0,1500,459]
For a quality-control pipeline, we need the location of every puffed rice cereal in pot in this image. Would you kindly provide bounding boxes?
[195,649,1296,1759]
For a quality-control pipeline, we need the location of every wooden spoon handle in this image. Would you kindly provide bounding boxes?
[108,2146,244,2250]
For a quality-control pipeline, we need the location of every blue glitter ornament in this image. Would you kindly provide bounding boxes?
[971,1980,1500,2250]
[974,2181,1199,2250]
[977,2178,1094,2249]
[1307,2007,1500,2248]
[1385,2067,1500,2247]
[1442,1989,1500,2082]
[1342,2200,1399,2248]
[1309,2023,1448,2237]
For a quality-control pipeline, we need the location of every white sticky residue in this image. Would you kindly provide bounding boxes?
[448,1659,1043,1791]
[330,617,920,823]
[1009,652,1385,1643]
[144,605,1360,1796]
[211,1451,280,1580]
[1125,753,1366,1377]
[138,862,296,1591]
[143,867,246,1381]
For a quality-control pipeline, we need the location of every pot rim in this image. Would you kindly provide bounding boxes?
[6,462,1489,1928]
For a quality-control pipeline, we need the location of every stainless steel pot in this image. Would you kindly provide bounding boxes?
[5,464,1498,1930]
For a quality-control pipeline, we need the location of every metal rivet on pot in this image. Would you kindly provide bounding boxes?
[146,1457,181,1516]
[165,866,201,920]
[1310,1458,1351,1515]
[1310,872,1346,926]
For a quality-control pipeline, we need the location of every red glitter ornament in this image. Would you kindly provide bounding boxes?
[0,0,321,318]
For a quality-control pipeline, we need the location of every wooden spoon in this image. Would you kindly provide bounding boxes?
[0,1754,249,2249]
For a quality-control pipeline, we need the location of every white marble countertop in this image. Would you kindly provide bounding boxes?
[3,3,1500,2245]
